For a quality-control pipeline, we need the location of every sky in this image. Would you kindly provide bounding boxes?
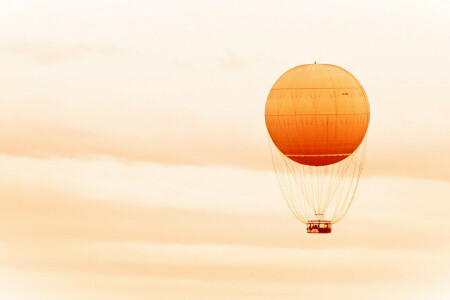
[0,0,449,299]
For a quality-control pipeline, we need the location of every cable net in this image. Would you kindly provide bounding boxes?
[269,136,367,224]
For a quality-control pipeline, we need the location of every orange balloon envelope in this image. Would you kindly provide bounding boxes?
[265,64,370,166]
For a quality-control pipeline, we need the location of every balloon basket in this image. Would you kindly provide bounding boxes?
[306,221,332,234]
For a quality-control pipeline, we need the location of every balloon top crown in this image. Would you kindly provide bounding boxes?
[269,63,366,93]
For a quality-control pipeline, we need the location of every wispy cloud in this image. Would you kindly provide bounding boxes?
[0,171,448,299]
[1,41,123,64]
[0,103,447,181]
[217,50,247,70]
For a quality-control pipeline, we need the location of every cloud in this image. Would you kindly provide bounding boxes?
[217,50,247,70]
[0,153,447,299]
[0,41,123,64]
[0,102,447,182]
[0,157,448,252]
[0,172,448,299]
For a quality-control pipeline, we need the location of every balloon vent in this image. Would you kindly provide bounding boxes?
[306,221,332,234]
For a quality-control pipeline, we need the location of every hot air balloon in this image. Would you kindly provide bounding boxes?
[265,63,370,234]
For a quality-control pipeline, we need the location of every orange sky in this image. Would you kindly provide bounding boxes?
[0,0,449,299]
